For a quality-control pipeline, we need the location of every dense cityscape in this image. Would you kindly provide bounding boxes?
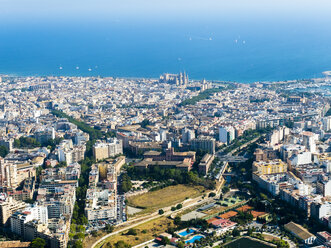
[0,73,330,248]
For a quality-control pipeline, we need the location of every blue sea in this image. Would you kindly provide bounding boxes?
[0,17,331,83]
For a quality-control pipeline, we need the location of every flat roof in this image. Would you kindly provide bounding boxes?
[284,222,314,241]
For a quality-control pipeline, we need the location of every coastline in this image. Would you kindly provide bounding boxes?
[0,71,328,84]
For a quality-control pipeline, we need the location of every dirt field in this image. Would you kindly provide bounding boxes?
[95,217,174,248]
[127,184,204,214]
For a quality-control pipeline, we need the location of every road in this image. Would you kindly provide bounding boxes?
[217,134,264,157]
[90,193,216,248]
[116,195,126,223]
[91,134,265,248]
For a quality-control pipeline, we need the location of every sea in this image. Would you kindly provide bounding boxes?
[1,18,331,83]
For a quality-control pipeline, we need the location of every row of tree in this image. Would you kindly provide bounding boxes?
[179,88,224,107]
[51,110,112,248]
[126,165,215,190]
[14,136,41,148]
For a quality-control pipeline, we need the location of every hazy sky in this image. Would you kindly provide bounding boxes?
[1,0,331,24]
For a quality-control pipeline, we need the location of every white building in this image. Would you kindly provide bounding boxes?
[302,131,318,154]
[317,180,331,197]
[160,129,167,142]
[311,202,331,220]
[182,128,195,144]
[93,138,123,161]
[290,152,312,167]
[280,144,306,162]
[219,126,235,145]
[268,126,290,146]
[10,205,48,236]
[322,116,331,132]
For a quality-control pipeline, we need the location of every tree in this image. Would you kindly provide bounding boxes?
[174,216,181,225]
[105,224,115,233]
[222,186,230,194]
[70,224,76,233]
[176,204,182,209]
[121,174,132,193]
[158,209,164,215]
[77,225,85,233]
[56,161,67,168]
[232,228,240,237]
[74,232,85,240]
[140,119,150,128]
[103,242,112,248]
[14,136,40,148]
[209,192,216,197]
[0,145,8,158]
[114,240,131,248]
[126,228,137,236]
[160,237,170,245]
[31,238,46,248]
[73,240,83,248]
[171,206,176,211]
[79,215,88,225]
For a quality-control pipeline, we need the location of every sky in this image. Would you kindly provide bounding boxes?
[1,0,331,81]
[1,0,331,24]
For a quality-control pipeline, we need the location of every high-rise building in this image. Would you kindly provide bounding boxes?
[310,202,331,220]
[322,117,331,132]
[10,205,48,236]
[93,138,123,161]
[316,179,331,197]
[182,128,195,144]
[34,128,55,145]
[267,126,289,146]
[58,139,86,165]
[0,160,35,190]
[0,197,26,226]
[302,131,317,153]
[219,126,235,145]
[0,138,14,152]
[74,132,88,145]
[159,129,167,142]
[190,137,216,154]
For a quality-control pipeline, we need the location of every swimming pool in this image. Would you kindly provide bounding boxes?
[178,229,195,237]
[185,235,204,244]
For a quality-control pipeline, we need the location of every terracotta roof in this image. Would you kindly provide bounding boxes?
[236,205,253,212]
[210,218,237,228]
[251,211,267,218]
[219,210,238,219]
[207,217,218,224]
